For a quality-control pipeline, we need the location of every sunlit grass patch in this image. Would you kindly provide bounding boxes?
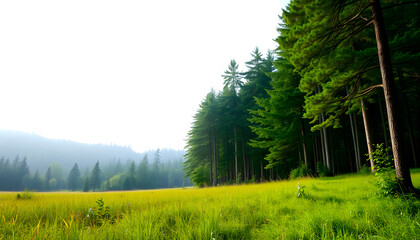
[0,171,419,239]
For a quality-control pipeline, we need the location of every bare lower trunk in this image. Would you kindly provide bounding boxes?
[234,127,238,182]
[371,0,416,192]
[361,99,375,171]
[300,118,308,167]
[212,122,217,186]
[209,134,213,186]
[320,122,326,166]
[242,139,247,180]
[349,112,361,171]
[378,95,389,149]
[321,113,331,171]
[353,114,362,171]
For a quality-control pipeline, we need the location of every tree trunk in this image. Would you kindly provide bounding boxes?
[242,139,247,180]
[313,133,319,167]
[209,133,213,186]
[370,0,416,192]
[321,112,331,171]
[300,118,308,167]
[212,122,217,186]
[353,114,362,170]
[361,99,375,171]
[234,127,238,182]
[378,94,389,149]
[319,121,326,166]
[349,112,359,171]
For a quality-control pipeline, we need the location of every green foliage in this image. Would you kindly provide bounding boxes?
[68,163,81,191]
[359,165,372,175]
[249,58,305,170]
[316,162,330,177]
[82,177,90,192]
[367,143,398,197]
[1,173,420,239]
[191,165,210,188]
[90,161,102,191]
[296,183,306,198]
[16,188,34,200]
[86,198,111,227]
[290,164,310,179]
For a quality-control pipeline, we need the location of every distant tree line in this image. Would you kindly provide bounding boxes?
[0,149,191,192]
[184,0,420,191]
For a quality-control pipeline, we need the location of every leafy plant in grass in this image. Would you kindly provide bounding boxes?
[86,197,111,227]
[16,188,34,200]
[296,183,306,198]
[367,143,398,197]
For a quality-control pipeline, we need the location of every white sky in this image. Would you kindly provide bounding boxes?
[0,0,289,153]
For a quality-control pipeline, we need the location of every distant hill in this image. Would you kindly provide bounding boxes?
[0,130,185,172]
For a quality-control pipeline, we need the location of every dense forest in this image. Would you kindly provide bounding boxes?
[0,132,190,191]
[0,130,184,171]
[184,0,420,191]
[0,150,190,191]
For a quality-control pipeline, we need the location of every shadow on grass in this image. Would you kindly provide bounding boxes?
[305,194,344,203]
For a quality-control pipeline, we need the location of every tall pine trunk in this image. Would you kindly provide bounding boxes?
[234,127,238,182]
[370,0,416,192]
[300,118,308,167]
[212,121,217,186]
[349,112,361,171]
[321,112,331,171]
[378,94,389,149]
[242,139,247,180]
[361,99,375,171]
[209,133,213,186]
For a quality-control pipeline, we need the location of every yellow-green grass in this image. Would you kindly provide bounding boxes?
[1,171,419,239]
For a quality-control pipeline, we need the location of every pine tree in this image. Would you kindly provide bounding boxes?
[250,58,306,174]
[137,154,149,189]
[184,90,218,186]
[68,163,81,191]
[32,171,44,191]
[45,166,52,191]
[90,161,102,191]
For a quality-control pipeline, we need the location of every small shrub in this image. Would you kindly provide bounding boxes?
[16,188,34,200]
[290,164,311,179]
[236,173,242,184]
[86,197,111,226]
[359,165,372,175]
[296,183,306,198]
[367,143,398,196]
[244,176,256,184]
[316,162,331,177]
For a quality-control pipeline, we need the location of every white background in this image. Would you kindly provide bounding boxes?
[0,0,289,152]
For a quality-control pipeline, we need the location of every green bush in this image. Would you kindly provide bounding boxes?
[359,165,372,175]
[16,188,34,200]
[290,164,311,179]
[367,143,398,196]
[316,162,331,177]
[86,198,111,227]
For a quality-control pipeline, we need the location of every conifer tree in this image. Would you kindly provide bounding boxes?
[68,163,81,191]
[90,161,102,191]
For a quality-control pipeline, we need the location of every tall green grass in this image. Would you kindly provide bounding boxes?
[0,171,419,239]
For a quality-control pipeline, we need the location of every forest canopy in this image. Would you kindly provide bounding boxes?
[184,0,420,192]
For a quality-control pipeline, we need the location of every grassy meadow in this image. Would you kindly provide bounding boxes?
[1,171,419,239]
